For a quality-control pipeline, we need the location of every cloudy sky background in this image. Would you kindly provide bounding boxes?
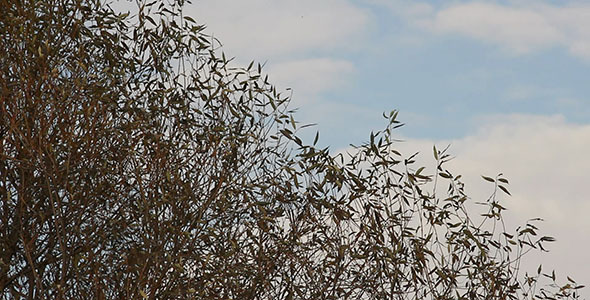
[180,0,590,294]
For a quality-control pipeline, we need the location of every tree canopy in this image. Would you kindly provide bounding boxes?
[0,0,584,299]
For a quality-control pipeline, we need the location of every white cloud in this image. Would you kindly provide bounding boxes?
[187,0,370,60]
[265,58,355,105]
[184,0,369,106]
[337,113,590,290]
[448,114,590,289]
[408,2,590,60]
[427,3,562,53]
[448,115,589,220]
[391,114,590,290]
[384,114,590,227]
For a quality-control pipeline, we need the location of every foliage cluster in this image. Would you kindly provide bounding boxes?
[0,0,584,298]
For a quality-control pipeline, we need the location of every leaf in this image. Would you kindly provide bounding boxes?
[139,290,148,299]
[482,176,495,183]
[439,172,452,179]
[519,228,536,235]
[145,15,157,26]
[433,145,438,160]
[498,185,511,196]
[416,167,425,175]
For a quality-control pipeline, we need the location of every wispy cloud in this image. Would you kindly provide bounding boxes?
[265,58,355,105]
[425,3,562,54]
[188,0,370,60]
[385,113,590,285]
[337,112,590,285]
[430,3,590,59]
[380,1,590,60]
[186,0,370,106]
[384,114,590,226]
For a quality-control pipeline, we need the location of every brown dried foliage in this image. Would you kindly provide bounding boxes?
[0,0,584,299]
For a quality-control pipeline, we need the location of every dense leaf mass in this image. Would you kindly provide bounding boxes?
[0,0,584,299]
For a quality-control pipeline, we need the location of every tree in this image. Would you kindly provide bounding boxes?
[0,0,584,299]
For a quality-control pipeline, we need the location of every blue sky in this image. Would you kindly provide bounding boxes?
[183,0,590,294]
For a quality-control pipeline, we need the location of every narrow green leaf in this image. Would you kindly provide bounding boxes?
[482,176,495,183]
[439,172,452,179]
[433,145,438,160]
[416,167,425,175]
[498,185,511,196]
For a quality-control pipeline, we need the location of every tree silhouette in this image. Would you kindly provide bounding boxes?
[0,0,584,299]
